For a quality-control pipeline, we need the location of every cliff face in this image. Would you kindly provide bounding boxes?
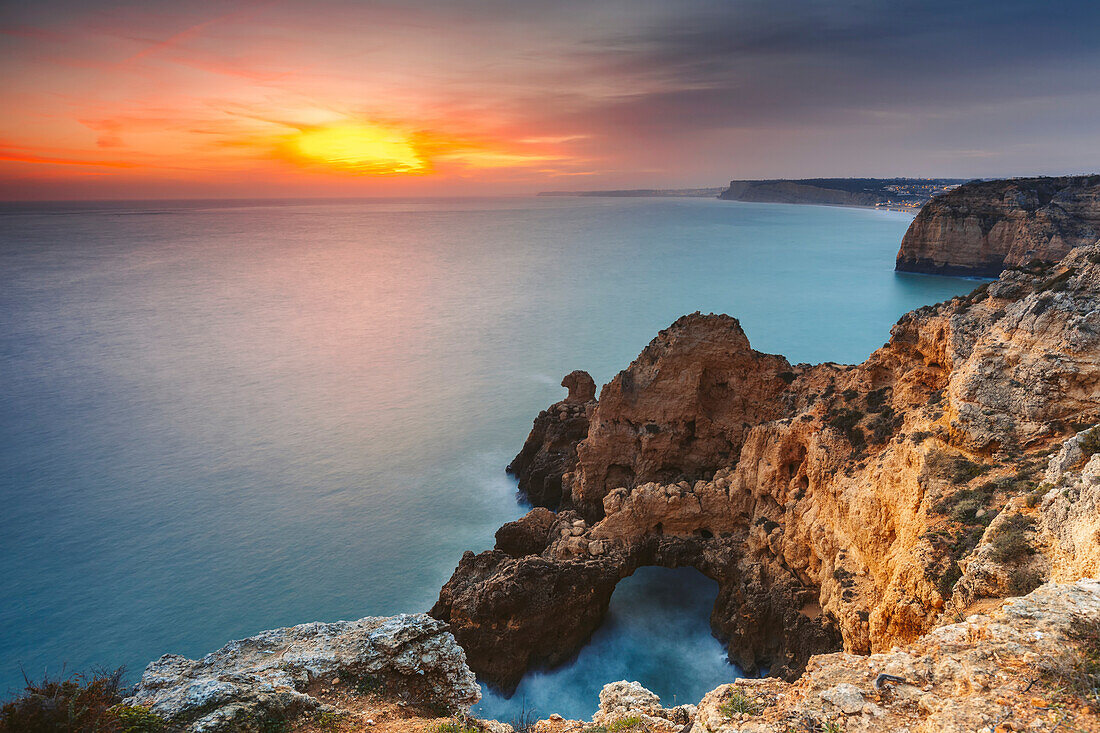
[434,244,1100,696]
[895,175,1100,276]
[720,180,882,207]
[571,314,795,520]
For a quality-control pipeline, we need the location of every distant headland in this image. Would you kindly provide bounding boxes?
[539,177,968,212]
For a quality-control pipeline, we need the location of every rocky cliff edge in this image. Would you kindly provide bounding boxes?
[895,175,1100,276]
[434,243,1100,708]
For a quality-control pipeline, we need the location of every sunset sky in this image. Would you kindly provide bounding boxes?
[2,0,1099,199]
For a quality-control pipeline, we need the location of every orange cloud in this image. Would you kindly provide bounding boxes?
[0,147,138,169]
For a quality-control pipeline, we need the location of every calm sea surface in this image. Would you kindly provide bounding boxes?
[0,196,975,719]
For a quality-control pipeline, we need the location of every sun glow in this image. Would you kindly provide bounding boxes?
[292,124,428,175]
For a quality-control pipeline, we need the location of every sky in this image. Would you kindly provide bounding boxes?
[2,0,1100,199]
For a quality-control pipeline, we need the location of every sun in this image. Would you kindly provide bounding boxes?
[291,123,428,175]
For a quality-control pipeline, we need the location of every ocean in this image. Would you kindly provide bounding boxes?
[0,196,975,720]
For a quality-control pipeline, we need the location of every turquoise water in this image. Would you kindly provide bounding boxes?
[0,196,974,717]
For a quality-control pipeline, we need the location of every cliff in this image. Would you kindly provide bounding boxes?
[717,178,963,209]
[720,180,883,207]
[434,243,1100,703]
[895,175,1100,276]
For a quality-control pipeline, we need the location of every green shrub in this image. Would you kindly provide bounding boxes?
[339,671,383,696]
[989,514,1036,563]
[910,430,932,444]
[435,722,480,733]
[254,714,291,733]
[933,482,997,525]
[949,458,989,483]
[719,689,763,717]
[925,451,990,485]
[1040,267,1076,292]
[1070,615,1100,709]
[828,408,865,448]
[607,716,646,732]
[0,667,163,733]
[1025,482,1053,508]
[317,710,349,733]
[1007,567,1043,596]
[937,562,963,600]
[1046,615,1100,710]
[868,408,901,444]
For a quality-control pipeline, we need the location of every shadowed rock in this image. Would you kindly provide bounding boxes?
[494,506,557,557]
[429,550,622,695]
[506,371,597,509]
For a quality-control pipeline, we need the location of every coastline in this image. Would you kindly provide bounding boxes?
[7,187,1100,732]
[103,242,1100,733]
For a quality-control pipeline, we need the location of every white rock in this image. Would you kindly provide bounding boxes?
[820,683,865,714]
[125,613,479,732]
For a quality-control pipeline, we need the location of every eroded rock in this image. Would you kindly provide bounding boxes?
[690,580,1100,732]
[570,313,796,519]
[125,613,479,732]
[506,372,597,509]
[429,550,621,695]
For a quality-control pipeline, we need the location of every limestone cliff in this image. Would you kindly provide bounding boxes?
[434,244,1100,697]
[896,175,1100,276]
[571,314,795,520]
[720,180,884,207]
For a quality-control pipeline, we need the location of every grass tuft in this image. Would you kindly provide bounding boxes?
[434,722,480,733]
[719,689,764,717]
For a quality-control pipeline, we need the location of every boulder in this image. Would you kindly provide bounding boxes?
[125,613,478,732]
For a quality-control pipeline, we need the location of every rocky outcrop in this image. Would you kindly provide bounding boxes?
[506,371,597,508]
[1038,429,1100,582]
[687,580,1100,733]
[592,680,696,729]
[429,549,622,695]
[437,244,1100,697]
[570,314,795,520]
[125,614,479,732]
[525,582,1100,733]
[896,175,1100,276]
[494,506,557,557]
[525,680,696,733]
